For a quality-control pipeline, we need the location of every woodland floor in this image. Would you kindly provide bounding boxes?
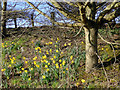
[1,26,120,88]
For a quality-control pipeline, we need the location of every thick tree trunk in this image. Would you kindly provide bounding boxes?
[1,0,7,37]
[84,27,98,72]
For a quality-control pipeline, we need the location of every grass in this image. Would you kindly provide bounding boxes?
[1,26,120,88]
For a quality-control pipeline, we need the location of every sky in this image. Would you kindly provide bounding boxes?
[6,2,54,28]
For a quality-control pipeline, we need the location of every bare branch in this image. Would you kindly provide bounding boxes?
[103,8,120,22]
[98,33,120,45]
[97,2,117,23]
[48,0,81,22]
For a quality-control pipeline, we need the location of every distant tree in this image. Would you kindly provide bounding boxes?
[1,0,7,37]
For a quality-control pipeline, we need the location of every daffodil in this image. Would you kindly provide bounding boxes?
[34,61,36,65]
[35,47,38,50]
[36,64,40,68]
[81,79,85,83]
[53,55,56,59]
[56,66,59,69]
[7,76,9,79]
[19,71,22,73]
[31,41,34,43]
[11,60,14,64]
[56,50,59,53]
[102,48,104,50]
[22,68,24,70]
[46,51,49,54]
[51,58,53,60]
[68,43,71,46]
[42,75,46,79]
[45,65,48,68]
[25,61,28,64]
[1,69,6,72]
[70,56,73,60]
[60,64,62,67]
[59,59,62,63]
[23,57,26,60]
[55,45,57,47]
[37,47,41,50]
[42,55,47,59]
[81,41,84,44]
[44,60,48,63]
[53,60,55,64]
[55,64,59,68]
[57,38,59,41]
[2,45,4,48]
[30,68,33,71]
[64,43,67,46]
[8,64,11,67]
[4,45,7,47]
[13,57,16,60]
[10,58,12,61]
[66,68,68,71]
[63,71,65,74]
[61,52,63,54]
[50,49,52,53]
[49,42,52,44]
[46,69,49,72]
[25,70,28,73]
[75,82,80,87]
[33,56,37,60]
[28,78,31,81]
[62,60,65,65]
[71,60,74,64]
[45,43,48,45]
[41,60,44,63]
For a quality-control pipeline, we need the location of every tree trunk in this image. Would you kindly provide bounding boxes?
[51,12,55,26]
[31,13,34,27]
[84,27,98,72]
[1,0,7,37]
[14,18,17,28]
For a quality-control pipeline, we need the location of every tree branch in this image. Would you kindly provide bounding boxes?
[25,0,84,27]
[48,0,81,22]
[98,33,120,45]
[97,2,117,23]
[103,8,120,22]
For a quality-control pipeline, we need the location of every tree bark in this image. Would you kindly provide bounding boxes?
[84,26,98,72]
[1,0,7,37]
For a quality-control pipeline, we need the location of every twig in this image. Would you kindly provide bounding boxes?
[73,25,84,37]
[110,44,117,67]
[98,33,120,45]
[95,52,110,88]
